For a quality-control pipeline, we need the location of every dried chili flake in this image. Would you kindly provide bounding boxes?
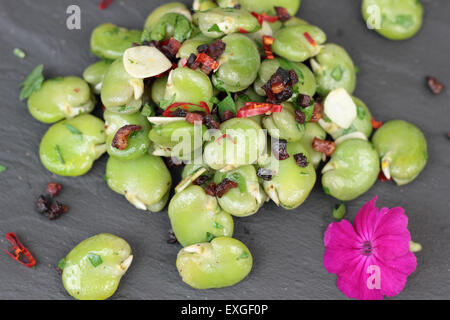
[371,117,383,129]
[295,109,306,124]
[272,139,290,160]
[294,153,309,168]
[207,39,226,60]
[197,44,209,53]
[185,112,205,124]
[303,32,317,47]
[112,125,142,150]
[204,114,220,129]
[262,67,297,104]
[310,101,323,122]
[297,94,312,107]
[99,0,113,10]
[167,229,178,244]
[193,175,210,186]
[256,167,273,181]
[263,35,275,60]
[186,53,200,69]
[274,6,291,22]
[221,110,236,122]
[46,182,62,198]
[4,233,36,268]
[312,137,336,157]
[215,179,238,198]
[204,182,217,196]
[426,76,444,95]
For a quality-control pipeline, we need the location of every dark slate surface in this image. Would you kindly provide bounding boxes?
[0,0,449,300]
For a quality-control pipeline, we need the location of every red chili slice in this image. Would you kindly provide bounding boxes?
[162,102,211,117]
[303,32,316,47]
[371,117,383,129]
[4,233,36,268]
[238,28,249,33]
[237,102,283,118]
[195,53,219,75]
[251,12,279,26]
[99,0,113,10]
[263,35,275,60]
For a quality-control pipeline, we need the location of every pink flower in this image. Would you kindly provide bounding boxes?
[323,196,417,300]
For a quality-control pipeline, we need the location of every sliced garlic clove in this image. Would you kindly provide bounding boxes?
[335,131,367,145]
[124,191,148,211]
[381,153,392,180]
[264,182,280,206]
[119,255,133,273]
[147,117,186,125]
[324,88,357,129]
[175,167,207,193]
[128,78,144,100]
[123,46,172,79]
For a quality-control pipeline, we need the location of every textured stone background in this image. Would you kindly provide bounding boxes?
[0,0,449,300]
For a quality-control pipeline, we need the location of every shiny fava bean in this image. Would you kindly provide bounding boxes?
[90,23,141,60]
[263,102,305,142]
[101,59,144,114]
[143,12,193,43]
[272,24,326,62]
[39,115,106,176]
[83,60,112,94]
[28,77,95,124]
[104,111,151,160]
[372,120,427,185]
[214,165,266,217]
[203,118,266,171]
[106,154,172,212]
[212,34,261,92]
[193,8,260,38]
[319,96,373,141]
[254,59,316,98]
[311,43,357,97]
[176,237,253,289]
[284,16,309,27]
[168,185,234,247]
[299,123,326,169]
[262,141,316,209]
[322,139,379,201]
[143,2,192,34]
[151,75,168,106]
[362,0,423,40]
[164,68,214,109]
[61,233,132,300]
[239,0,301,15]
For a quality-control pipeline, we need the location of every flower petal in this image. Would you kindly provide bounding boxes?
[323,220,361,274]
[353,196,380,241]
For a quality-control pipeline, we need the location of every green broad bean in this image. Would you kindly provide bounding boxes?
[176,237,253,289]
[104,111,151,160]
[263,102,305,142]
[214,165,266,217]
[151,75,168,106]
[362,0,424,40]
[105,154,172,212]
[39,114,106,176]
[299,122,326,169]
[212,34,261,92]
[283,17,309,27]
[61,233,132,300]
[193,8,260,38]
[83,60,112,95]
[322,139,379,201]
[272,24,326,62]
[28,77,95,124]
[164,68,214,109]
[168,185,234,247]
[203,117,266,171]
[372,120,427,185]
[143,12,193,43]
[239,0,301,16]
[193,0,218,11]
[262,141,316,209]
[101,59,144,114]
[311,43,357,97]
[90,23,141,60]
[143,2,192,34]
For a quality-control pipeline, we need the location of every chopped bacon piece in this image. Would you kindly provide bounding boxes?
[195,53,219,75]
[274,7,291,22]
[426,76,444,95]
[207,39,226,60]
[204,182,217,196]
[204,114,220,129]
[185,112,205,124]
[215,179,238,198]
[310,101,323,122]
[112,125,142,150]
[46,182,62,198]
[263,35,275,60]
[312,137,336,157]
[272,139,290,160]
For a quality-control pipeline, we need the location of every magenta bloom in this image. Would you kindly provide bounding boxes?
[323,196,417,300]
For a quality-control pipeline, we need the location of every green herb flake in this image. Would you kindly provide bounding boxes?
[0,165,6,173]
[237,251,249,260]
[237,94,251,103]
[357,105,366,120]
[87,253,103,268]
[128,59,135,64]
[209,96,220,105]
[354,66,360,74]
[332,203,346,220]
[57,258,66,270]
[323,186,331,196]
[206,232,216,242]
[296,123,305,133]
[160,94,176,110]
[331,66,343,81]
[226,172,247,193]
[14,48,26,59]
[395,15,414,28]
[141,104,154,117]
[55,145,65,164]
[63,124,83,140]
[208,24,222,33]
[302,105,314,123]
[213,222,224,229]
[218,93,236,116]
[20,64,44,101]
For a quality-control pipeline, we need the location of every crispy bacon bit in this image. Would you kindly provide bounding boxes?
[112,125,142,150]
[238,28,249,33]
[197,44,209,53]
[251,12,279,26]
[186,53,199,69]
[263,35,275,60]
[185,112,205,124]
[274,6,291,22]
[205,182,217,196]
[378,171,391,182]
[371,117,383,129]
[295,109,306,124]
[47,202,68,220]
[234,4,241,9]
[297,94,312,107]
[193,175,210,186]
[165,38,182,56]
[164,157,183,168]
[215,179,238,198]
[221,110,236,122]
[312,137,336,157]
[262,67,298,104]
[304,32,316,47]
[256,167,273,181]
[46,182,62,198]
[204,114,220,129]
[207,39,226,60]
[294,153,309,168]
[99,0,113,10]
[310,101,323,122]
[426,76,444,95]
[171,108,188,117]
[167,229,178,244]
[195,53,219,75]
[36,195,51,214]
[272,139,290,160]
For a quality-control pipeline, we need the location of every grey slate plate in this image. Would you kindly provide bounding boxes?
[0,0,449,300]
